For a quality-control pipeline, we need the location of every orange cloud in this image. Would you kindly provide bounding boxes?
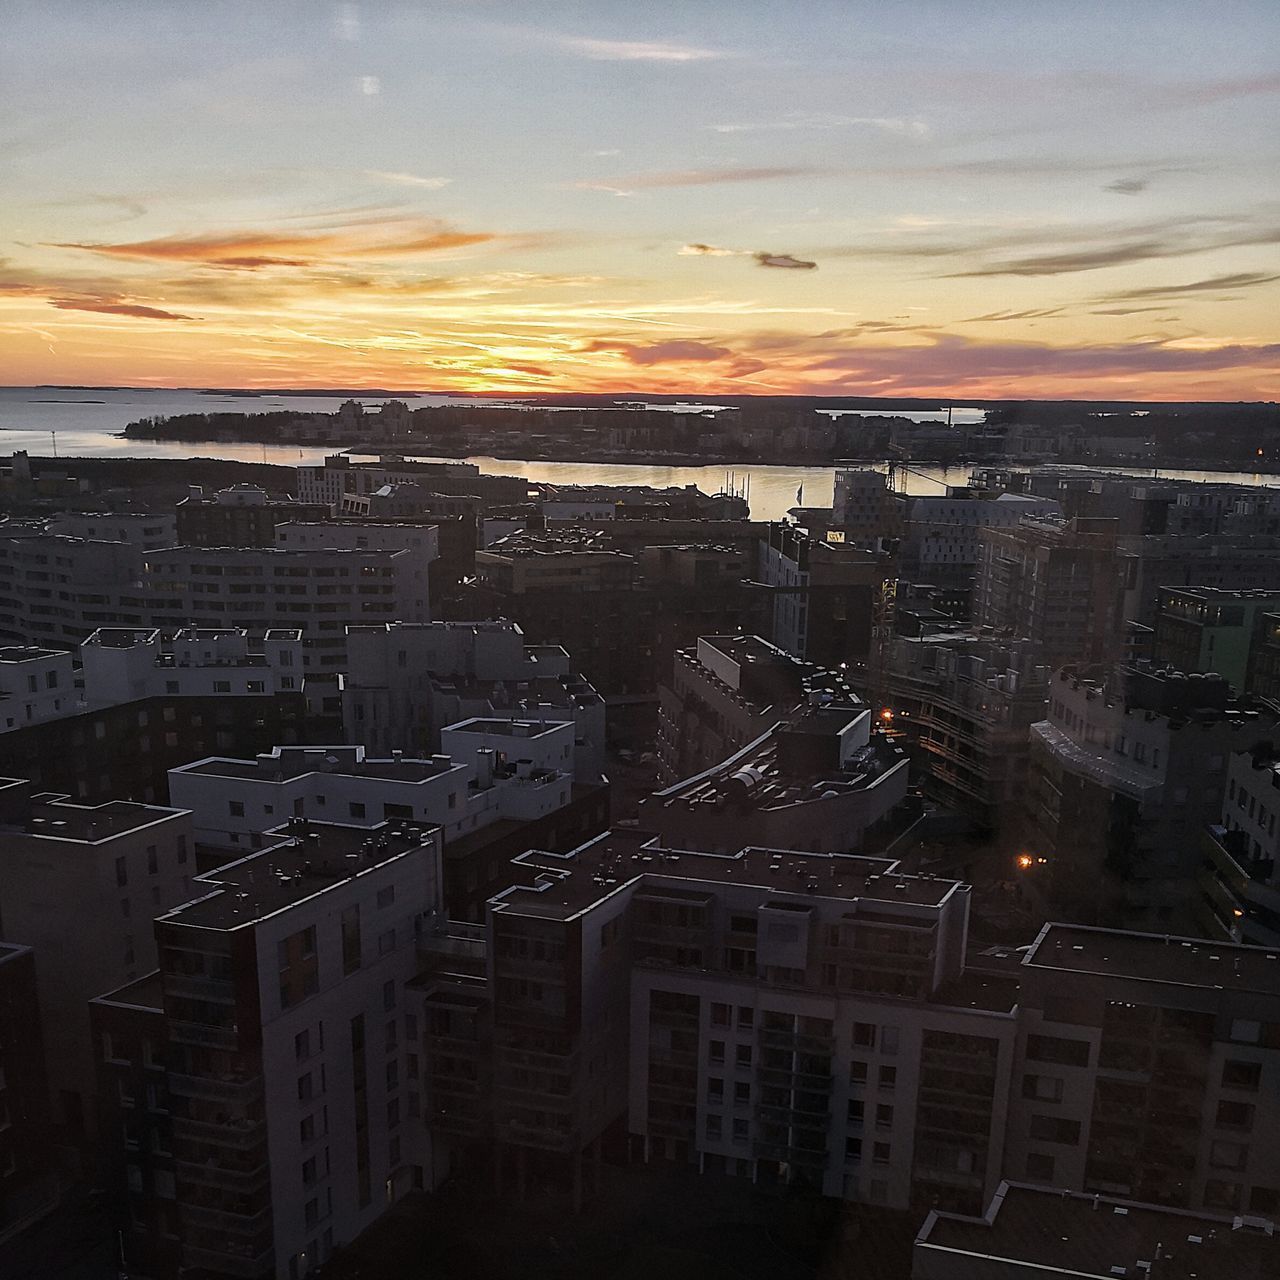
[49,297,197,321]
[47,219,495,268]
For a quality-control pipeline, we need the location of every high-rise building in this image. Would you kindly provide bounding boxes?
[93,817,444,1280]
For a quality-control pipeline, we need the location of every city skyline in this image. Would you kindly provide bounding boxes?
[2,1,1279,398]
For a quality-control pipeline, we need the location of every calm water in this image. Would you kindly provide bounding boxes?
[1,387,1275,523]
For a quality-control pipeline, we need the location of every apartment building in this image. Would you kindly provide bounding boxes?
[757,523,889,669]
[914,1181,1279,1279]
[0,533,430,662]
[973,517,1125,667]
[176,485,329,547]
[296,453,525,508]
[45,510,177,550]
[1153,587,1280,691]
[414,818,1280,1221]
[82,626,305,703]
[92,817,443,1280]
[0,941,49,1236]
[0,777,194,1137]
[656,634,860,785]
[641,705,910,855]
[886,633,1051,829]
[342,620,606,778]
[168,728,605,918]
[1008,923,1280,1218]
[1025,667,1280,932]
[1201,745,1280,947]
[0,645,76,731]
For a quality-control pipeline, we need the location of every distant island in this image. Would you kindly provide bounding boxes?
[121,395,1280,472]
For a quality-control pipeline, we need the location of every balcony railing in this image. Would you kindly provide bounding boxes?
[180,1203,273,1236]
[171,1115,266,1149]
[163,973,235,1002]
[168,1072,264,1104]
[168,1020,239,1050]
[174,1159,270,1193]
[181,1243,273,1279]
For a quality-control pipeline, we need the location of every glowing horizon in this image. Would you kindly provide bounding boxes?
[2,2,1278,400]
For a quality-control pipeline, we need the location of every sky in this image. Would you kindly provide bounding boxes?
[2,0,1279,399]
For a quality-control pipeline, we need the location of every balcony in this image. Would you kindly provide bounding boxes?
[171,1115,266,1149]
[168,1072,264,1105]
[181,1243,273,1279]
[163,973,235,1002]
[180,1203,273,1236]
[174,1159,270,1193]
[168,1020,239,1050]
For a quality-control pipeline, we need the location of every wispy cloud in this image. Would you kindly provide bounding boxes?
[679,243,817,269]
[707,113,929,138]
[47,218,497,268]
[580,166,826,194]
[551,35,729,63]
[1098,271,1280,301]
[49,298,197,321]
[363,171,452,189]
[962,307,1067,323]
[755,253,816,270]
[1105,177,1149,195]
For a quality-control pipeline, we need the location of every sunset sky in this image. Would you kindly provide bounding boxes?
[2,0,1278,398]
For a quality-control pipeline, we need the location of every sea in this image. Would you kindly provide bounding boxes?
[1,387,1273,524]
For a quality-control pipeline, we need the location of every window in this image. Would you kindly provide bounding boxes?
[1216,1099,1255,1129]
[304,1198,319,1229]
[386,1060,399,1091]
[872,1142,890,1165]
[707,1077,724,1104]
[378,928,396,955]
[845,1137,862,1164]
[849,1060,867,1085]
[878,1066,896,1091]
[1028,1114,1081,1145]
[342,905,361,975]
[349,801,366,819]
[705,1114,722,1140]
[1025,1034,1089,1067]
[302,1156,317,1186]
[386,1097,400,1129]
[295,1030,311,1062]
[1222,1060,1262,1091]
[735,1044,752,1068]
[852,1022,876,1048]
[1022,1073,1064,1103]
[1229,1019,1261,1045]
[733,1081,750,1107]
[115,856,128,888]
[737,1007,754,1030]
[847,1099,864,1126]
[229,800,244,817]
[300,1114,315,1143]
[711,1003,731,1027]
[732,1118,749,1142]
[1210,1140,1248,1171]
[297,1073,314,1102]
[377,885,396,909]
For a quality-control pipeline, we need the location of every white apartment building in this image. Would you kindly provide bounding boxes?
[0,645,77,731]
[168,731,574,852]
[81,626,305,703]
[296,455,482,508]
[150,818,443,1279]
[342,620,606,779]
[45,510,177,549]
[0,777,194,1135]
[0,534,431,660]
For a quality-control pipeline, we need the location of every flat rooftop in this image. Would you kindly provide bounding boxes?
[655,723,900,814]
[91,969,164,1012]
[0,645,67,663]
[493,831,958,922]
[2,797,184,843]
[177,748,461,785]
[433,673,601,707]
[162,819,438,929]
[444,717,568,739]
[1025,924,1280,995]
[919,1182,1277,1280]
